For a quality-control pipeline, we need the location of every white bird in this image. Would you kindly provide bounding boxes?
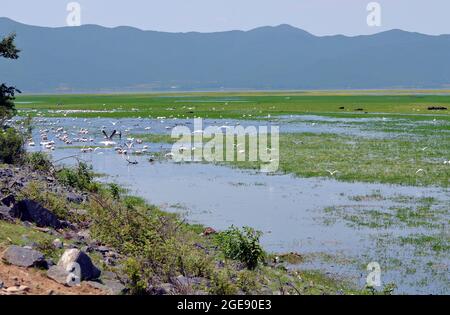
[421,147,428,151]
[415,169,424,174]
[326,170,339,176]
[80,146,93,153]
[100,140,116,146]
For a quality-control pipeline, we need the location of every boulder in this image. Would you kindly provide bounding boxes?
[11,199,62,229]
[52,239,64,249]
[47,266,71,286]
[87,279,126,295]
[1,194,16,207]
[0,205,14,222]
[57,249,101,281]
[2,245,47,268]
[66,193,83,204]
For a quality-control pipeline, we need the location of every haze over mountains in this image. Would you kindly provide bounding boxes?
[1,17,450,93]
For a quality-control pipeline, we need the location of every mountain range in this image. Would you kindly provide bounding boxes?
[1,17,450,93]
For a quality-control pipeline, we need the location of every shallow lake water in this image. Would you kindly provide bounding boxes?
[25,116,450,294]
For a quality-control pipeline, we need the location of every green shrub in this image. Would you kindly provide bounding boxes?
[26,152,53,172]
[109,183,121,201]
[56,162,99,192]
[236,269,260,294]
[35,238,58,259]
[0,127,24,164]
[215,226,265,270]
[209,270,238,295]
[123,257,150,295]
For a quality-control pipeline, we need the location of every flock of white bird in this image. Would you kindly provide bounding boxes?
[26,119,160,163]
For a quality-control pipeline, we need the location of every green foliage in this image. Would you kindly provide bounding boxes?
[215,226,265,270]
[56,162,98,192]
[122,257,150,295]
[0,34,20,124]
[363,282,397,295]
[0,127,24,164]
[0,33,20,59]
[108,183,121,201]
[236,269,260,294]
[19,181,72,221]
[26,152,53,172]
[35,238,58,259]
[209,270,238,295]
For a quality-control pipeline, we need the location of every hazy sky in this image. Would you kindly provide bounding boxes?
[1,0,450,35]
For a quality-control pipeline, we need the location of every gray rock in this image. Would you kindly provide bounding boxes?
[2,245,47,268]
[52,239,64,249]
[66,193,83,204]
[149,283,175,295]
[0,205,14,222]
[11,199,62,229]
[47,266,71,286]
[96,246,110,254]
[1,194,16,207]
[57,249,101,281]
[87,279,126,295]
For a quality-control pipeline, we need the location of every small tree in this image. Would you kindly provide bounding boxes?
[0,33,21,125]
[0,33,24,164]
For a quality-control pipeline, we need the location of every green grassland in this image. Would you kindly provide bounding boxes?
[132,131,450,187]
[15,91,450,120]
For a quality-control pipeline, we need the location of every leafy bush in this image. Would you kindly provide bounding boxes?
[0,127,24,164]
[56,162,99,192]
[215,226,265,270]
[109,183,121,201]
[26,152,53,172]
[89,191,215,291]
[236,269,260,294]
[209,270,238,295]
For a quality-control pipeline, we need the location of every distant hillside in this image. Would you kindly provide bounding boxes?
[1,17,450,92]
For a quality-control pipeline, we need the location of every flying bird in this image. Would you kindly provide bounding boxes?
[326,170,339,176]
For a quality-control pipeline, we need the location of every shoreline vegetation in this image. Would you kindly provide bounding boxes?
[0,154,382,295]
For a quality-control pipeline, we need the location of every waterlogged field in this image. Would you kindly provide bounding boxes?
[15,91,450,294]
